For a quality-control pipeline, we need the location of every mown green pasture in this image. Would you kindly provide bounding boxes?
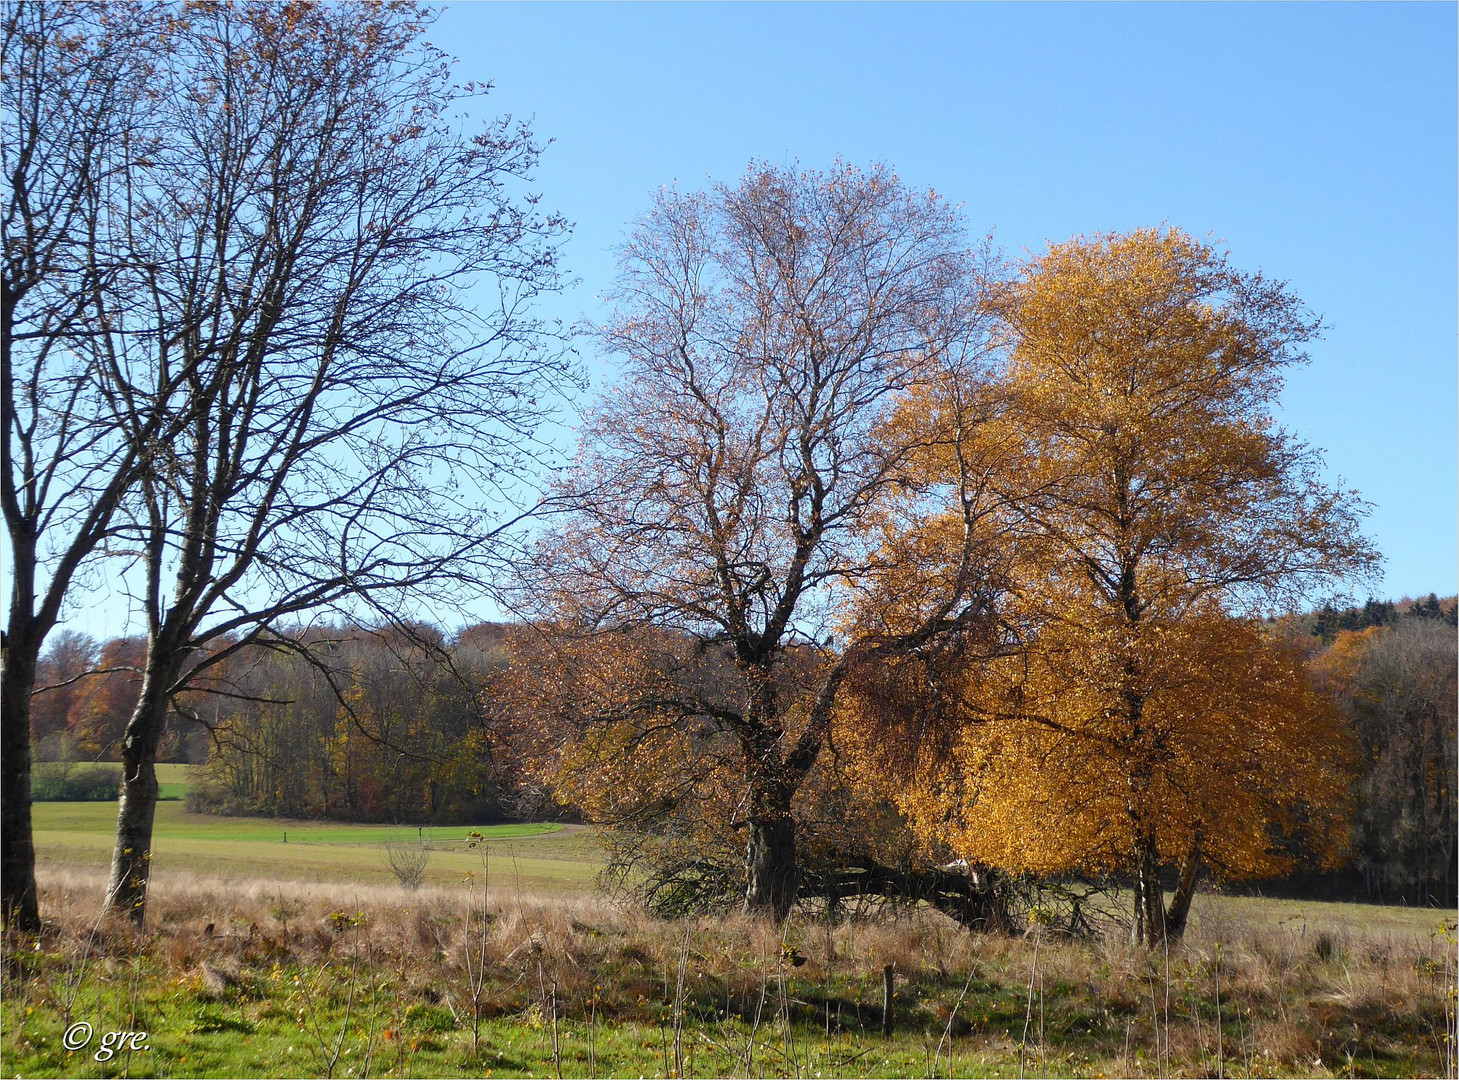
[32,800,598,894]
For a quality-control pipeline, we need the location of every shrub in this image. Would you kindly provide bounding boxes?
[30,762,119,801]
[381,838,431,890]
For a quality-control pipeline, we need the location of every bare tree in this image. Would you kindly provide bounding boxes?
[2,1,173,930]
[524,162,1008,919]
[1333,617,1458,905]
[381,835,432,891]
[33,2,575,923]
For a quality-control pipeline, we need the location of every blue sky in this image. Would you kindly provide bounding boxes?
[432,0,1457,606]
[45,2,1457,640]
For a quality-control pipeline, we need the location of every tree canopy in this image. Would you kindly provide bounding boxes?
[519,162,1009,919]
[3,0,572,926]
[842,228,1378,944]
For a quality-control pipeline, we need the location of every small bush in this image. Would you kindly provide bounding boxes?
[30,762,119,801]
[381,838,431,890]
[405,1002,456,1033]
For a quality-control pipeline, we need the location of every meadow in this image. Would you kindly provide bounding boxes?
[31,797,594,895]
[4,790,1455,1079]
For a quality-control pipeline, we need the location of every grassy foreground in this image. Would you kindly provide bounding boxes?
[6,801,1456,1078]
[4,869,1457,1079]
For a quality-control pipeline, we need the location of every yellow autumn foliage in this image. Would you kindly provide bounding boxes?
[845,608,1351,880]
[840,228,1374,940]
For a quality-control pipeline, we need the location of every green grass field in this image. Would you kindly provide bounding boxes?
[151,762,195,801]
[8,856,1457,1080]
[32,800,600,894]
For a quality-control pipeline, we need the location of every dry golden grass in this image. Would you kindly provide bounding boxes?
[8,866,1456,1078]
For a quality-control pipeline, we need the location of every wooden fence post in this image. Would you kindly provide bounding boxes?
[882,963,895,1036]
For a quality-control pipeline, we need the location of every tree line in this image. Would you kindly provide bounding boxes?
[29,595,1454,912]
[1309,610,1456,906]
[4,0,1439,945]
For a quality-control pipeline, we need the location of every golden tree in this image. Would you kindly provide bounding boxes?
[849,607,1353,938]
[851,228,1376,944]
[522,162,1009,919]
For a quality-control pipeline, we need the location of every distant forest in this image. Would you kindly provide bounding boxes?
[31,595,1457,907]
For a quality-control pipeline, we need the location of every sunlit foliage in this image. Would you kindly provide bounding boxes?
[847,228,1378,944]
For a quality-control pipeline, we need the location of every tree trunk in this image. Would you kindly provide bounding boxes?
[1131,834,1167,947]
[744,810,797,921]
[740,662,798,921]
[105,669,169,924]
[1,632,41,932]
[1165,842,1202,941]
